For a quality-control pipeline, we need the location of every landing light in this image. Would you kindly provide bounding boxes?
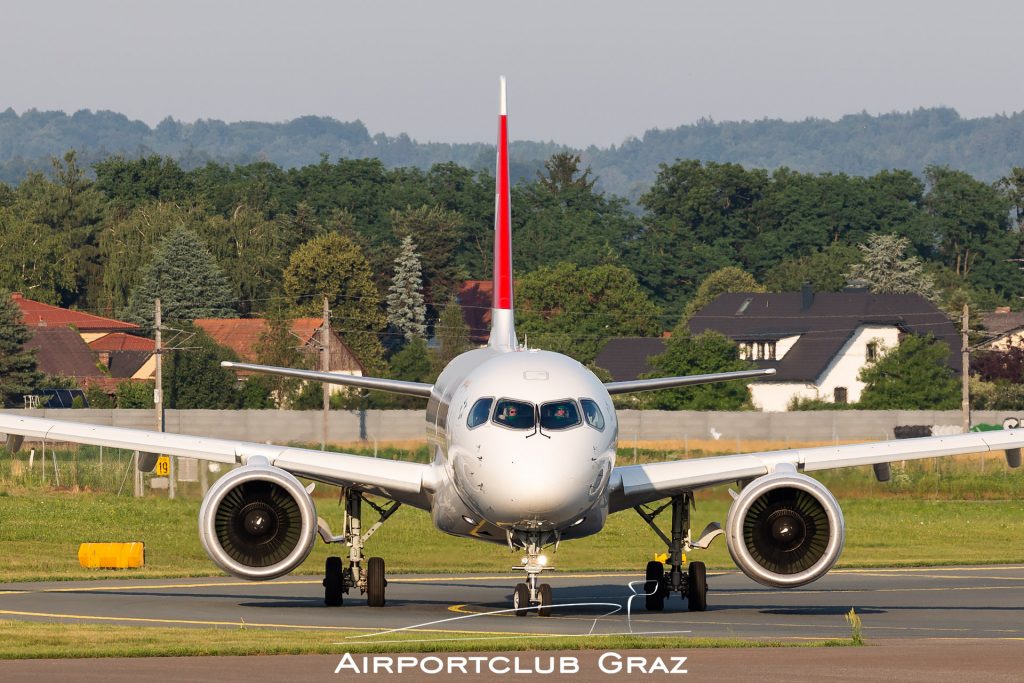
[570,517,586,527]
[538,555,548,566]
[462,515,477,525]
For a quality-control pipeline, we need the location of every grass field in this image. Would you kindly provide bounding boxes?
[1,441,1023,582]
[0,620,850,659]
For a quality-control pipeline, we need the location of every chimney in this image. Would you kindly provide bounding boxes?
[801,283,814,311]
[995,306,1011,314]
[11,292,22,300]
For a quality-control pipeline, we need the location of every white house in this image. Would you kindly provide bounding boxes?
[596,287,961,412]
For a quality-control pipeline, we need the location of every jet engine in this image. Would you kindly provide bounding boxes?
[725,471,844,588]
[198,460,317,580]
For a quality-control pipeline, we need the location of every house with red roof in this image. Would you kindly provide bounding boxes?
[11,292,155,393]
[194,318,364,386]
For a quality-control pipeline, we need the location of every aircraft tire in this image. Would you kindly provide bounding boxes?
[366,556,386,607]
[645,561,665,611]
[513,583,530,616]
[324,556,344,606]
[687,561,708,612]
[537,583,553,617]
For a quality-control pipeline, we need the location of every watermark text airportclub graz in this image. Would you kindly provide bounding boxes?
[334,652,689,675]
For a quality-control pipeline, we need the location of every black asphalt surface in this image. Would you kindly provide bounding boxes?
[1,565,1023,641]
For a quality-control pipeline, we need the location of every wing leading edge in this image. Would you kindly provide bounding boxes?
[604,368,776,395]
[608,428,1024,512]
[221,361,433,398]
[0,413,433,509]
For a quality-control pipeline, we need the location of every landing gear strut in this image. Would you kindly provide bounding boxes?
[319,489,401,607]
[634,492,721,612]
[510,531,555,616]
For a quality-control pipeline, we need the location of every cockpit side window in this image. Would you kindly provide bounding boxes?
[580,398,605,431]
[539,400,582,431]
[492,399,536,430]
[467,397,493,429]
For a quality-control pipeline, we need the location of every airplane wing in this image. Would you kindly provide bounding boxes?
[608,428,1024,512]
[604,368,776,394]
[0,413,434,509]
[221,361,433,398]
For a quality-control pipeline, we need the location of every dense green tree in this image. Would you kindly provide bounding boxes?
[98,201,209,314]
[537,152,596,193]
[682,267,765,321]
[125,226,236,331]
[764,243,861,292]
[923,166,1024,297]
[642,330,755,410]
[253,302,306,407]
[115,380,155,409]
[857,334,959,409]
[386,234,428,343]
[845,233,938,300]
[434,298,471,372]
[84,383,115,408]
[516,263,661,363]
[388,205,467,307]
[0,291,41,406]
[283,232,386,374]
[165,325,240,409]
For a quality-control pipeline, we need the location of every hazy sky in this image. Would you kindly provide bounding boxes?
[2,1,1021,147]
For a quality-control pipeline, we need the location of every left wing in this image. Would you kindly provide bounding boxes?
[609,428,1024,512]
[221,361,433,398]
[0,413,434,509]
[604,368,775,395]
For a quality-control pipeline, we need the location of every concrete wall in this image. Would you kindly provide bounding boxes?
[8,408,1021,445]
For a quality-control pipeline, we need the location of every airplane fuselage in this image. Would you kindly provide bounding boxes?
[425,346,617,547]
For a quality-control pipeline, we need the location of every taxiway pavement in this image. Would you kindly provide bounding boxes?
[1,564,1023,641]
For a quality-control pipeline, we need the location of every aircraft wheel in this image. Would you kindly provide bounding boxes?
[687,561,708,612]
[324,556,344,606]
[645,560,665,611]
[537,583,553,617]
[513,583,530,616]
[366,556,386,607]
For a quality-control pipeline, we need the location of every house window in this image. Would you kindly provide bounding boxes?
[866,342,878,362]
[739,341,777,361]
[834,387,848,404]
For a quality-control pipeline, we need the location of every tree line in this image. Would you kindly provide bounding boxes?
[3,150,1024,410]
[6,106,1024,198]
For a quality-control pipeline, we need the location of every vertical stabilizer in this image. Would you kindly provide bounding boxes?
[490,76,518,350]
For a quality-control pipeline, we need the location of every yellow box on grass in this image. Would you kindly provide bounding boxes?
[78,542,145,569]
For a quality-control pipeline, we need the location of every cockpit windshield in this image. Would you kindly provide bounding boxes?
[539,400,581,431]
[492,399,535,430]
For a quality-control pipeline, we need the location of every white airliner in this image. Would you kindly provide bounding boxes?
[2,78,1023,616]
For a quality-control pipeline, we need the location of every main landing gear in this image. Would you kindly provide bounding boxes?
[319,489,401,607]
[634,492,722,612]
[510,531,555,617]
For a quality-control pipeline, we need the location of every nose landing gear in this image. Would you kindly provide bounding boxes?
[635,492,721,612]
[319,489,401,607]
[510,532,555,616]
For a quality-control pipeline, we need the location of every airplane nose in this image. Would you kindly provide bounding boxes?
[458,442,606,528]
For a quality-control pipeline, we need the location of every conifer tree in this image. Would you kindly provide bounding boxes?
[386,235,428,343]
[0,291,41,407]
[435,298,470,371]
[125,227,235,331]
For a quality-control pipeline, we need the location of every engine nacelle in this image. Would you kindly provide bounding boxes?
[198,461,317,580]
[725,471,844,588]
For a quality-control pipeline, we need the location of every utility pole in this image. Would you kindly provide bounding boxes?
[962,303,970,435]
[321,296,330,451]
[156,298,173,499]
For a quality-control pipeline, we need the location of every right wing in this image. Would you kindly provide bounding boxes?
[222,361,433,398]
[604,368,775,395]
[608,428,1024,512]
[0,413,434,509]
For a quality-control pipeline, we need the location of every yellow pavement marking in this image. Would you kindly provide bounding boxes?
[0,591,27,595]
